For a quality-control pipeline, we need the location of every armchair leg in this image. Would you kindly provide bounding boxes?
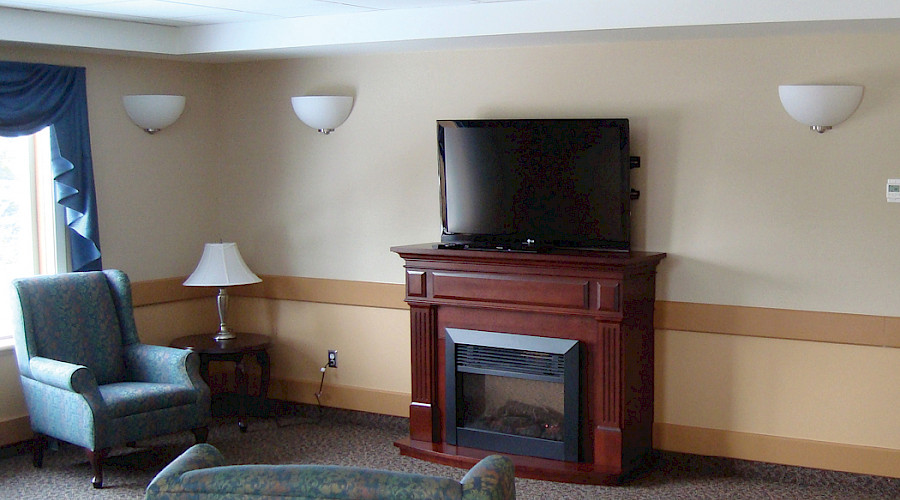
[86,448,108,489]
[191,426,209,444]
[32,434,46,468]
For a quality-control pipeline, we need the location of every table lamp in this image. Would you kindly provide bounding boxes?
[184,242,261,341]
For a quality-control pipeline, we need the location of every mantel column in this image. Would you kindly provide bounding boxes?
[408,304,440,442]
[594,321,624,471]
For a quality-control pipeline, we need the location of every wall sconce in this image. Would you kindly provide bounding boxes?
[291,95,353,134]
[778,85,864,133]
[122,94,186,134]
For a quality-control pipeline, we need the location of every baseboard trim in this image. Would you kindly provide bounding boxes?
[0,415,32,447]
[4,387,895,478]
[267,379,899,479]
[654,422,899,479]
[268,377,411,418]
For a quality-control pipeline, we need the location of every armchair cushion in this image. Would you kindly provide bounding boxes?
[99,383,200,418]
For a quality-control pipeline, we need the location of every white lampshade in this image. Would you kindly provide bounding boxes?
[291,95,353,134]
[778,85,864,133]
[184,242,261,287]
[122,94,186,134]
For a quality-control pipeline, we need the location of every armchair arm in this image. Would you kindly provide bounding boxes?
[28,356,98,394]
[124,343,197,385]
[461,455,516,500]
[145,443,226,498]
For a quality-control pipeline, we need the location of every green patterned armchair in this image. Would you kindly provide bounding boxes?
[146,443,516,500]
[10,270,211,489]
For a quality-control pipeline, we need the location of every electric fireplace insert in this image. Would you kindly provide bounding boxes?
[445,328,580,462]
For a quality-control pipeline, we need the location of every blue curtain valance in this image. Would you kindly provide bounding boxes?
[0,61,101,272]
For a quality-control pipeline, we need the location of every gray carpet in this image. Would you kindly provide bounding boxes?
[0,404,896,499]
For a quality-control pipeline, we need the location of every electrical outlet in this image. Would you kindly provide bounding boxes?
[327,350,338,368]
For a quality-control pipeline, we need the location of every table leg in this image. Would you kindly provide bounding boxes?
[256,350,271,400]
[198,355,211,386]
[235,354,249,432]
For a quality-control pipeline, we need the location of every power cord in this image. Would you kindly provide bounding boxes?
[274,360,330,427]
[314,363,329,411]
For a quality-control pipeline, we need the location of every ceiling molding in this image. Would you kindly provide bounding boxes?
[0,8,180,56]
[2,0,900,61]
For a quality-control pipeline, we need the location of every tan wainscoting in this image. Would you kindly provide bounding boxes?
[126,275,899,478]
[132,275,407,310]
[656,301,900,348]
[269,377,411,418]
[238,275,408,311]
[134,275,900,349]
[654,422,900,479]
[131,276,216,307]
[0,416,34,447]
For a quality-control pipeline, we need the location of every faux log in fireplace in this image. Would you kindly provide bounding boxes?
[391,244,666,485]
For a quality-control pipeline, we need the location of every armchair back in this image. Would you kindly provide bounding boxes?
[11,270,139,384]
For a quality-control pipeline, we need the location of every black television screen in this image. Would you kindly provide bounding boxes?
[438,119,631,251]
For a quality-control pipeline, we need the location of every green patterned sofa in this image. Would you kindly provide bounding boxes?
[145,443,516,499]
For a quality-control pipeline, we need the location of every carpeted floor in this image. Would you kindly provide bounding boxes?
[0,404,896,499]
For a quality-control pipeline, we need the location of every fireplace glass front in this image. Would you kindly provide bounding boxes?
[446,328,580,462]
[461,373,565,440]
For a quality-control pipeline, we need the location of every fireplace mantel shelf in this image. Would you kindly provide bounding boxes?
[392,244,666,485]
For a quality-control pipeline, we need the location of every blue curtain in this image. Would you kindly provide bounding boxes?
[0,61,101,272]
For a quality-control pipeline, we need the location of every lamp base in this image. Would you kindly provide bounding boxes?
[214,329,237,342]
[214,287,236,341]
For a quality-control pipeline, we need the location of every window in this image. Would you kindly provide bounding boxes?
[0,127,68,348]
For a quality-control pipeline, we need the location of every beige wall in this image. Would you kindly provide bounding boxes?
[217,33,900,317]
[0,46,224,281]
[211,32,899,475]
[1,30,899,476]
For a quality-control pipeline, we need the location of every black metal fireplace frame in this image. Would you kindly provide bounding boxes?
[445,328,580,462]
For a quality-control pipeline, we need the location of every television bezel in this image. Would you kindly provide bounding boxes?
[437,118,631,252]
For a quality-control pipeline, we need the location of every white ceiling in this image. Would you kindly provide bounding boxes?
[2,0,900,61]
[0,0,529,27]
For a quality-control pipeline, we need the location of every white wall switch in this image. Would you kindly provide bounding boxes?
[888,179,900,202]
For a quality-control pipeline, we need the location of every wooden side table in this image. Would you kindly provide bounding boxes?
[170,333,271,432]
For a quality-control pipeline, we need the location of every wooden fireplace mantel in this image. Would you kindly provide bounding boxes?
[391,244,666,485]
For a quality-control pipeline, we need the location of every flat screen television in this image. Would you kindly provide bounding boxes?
[437,118,631,252]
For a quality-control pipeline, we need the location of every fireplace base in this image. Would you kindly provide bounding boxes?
[391,244,666,485]
[394,438,649,485]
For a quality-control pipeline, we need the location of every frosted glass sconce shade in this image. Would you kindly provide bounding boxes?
[122,94,186,134]
[778,85,864,133]
[291,95,353,134]
[184,242,261,341]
